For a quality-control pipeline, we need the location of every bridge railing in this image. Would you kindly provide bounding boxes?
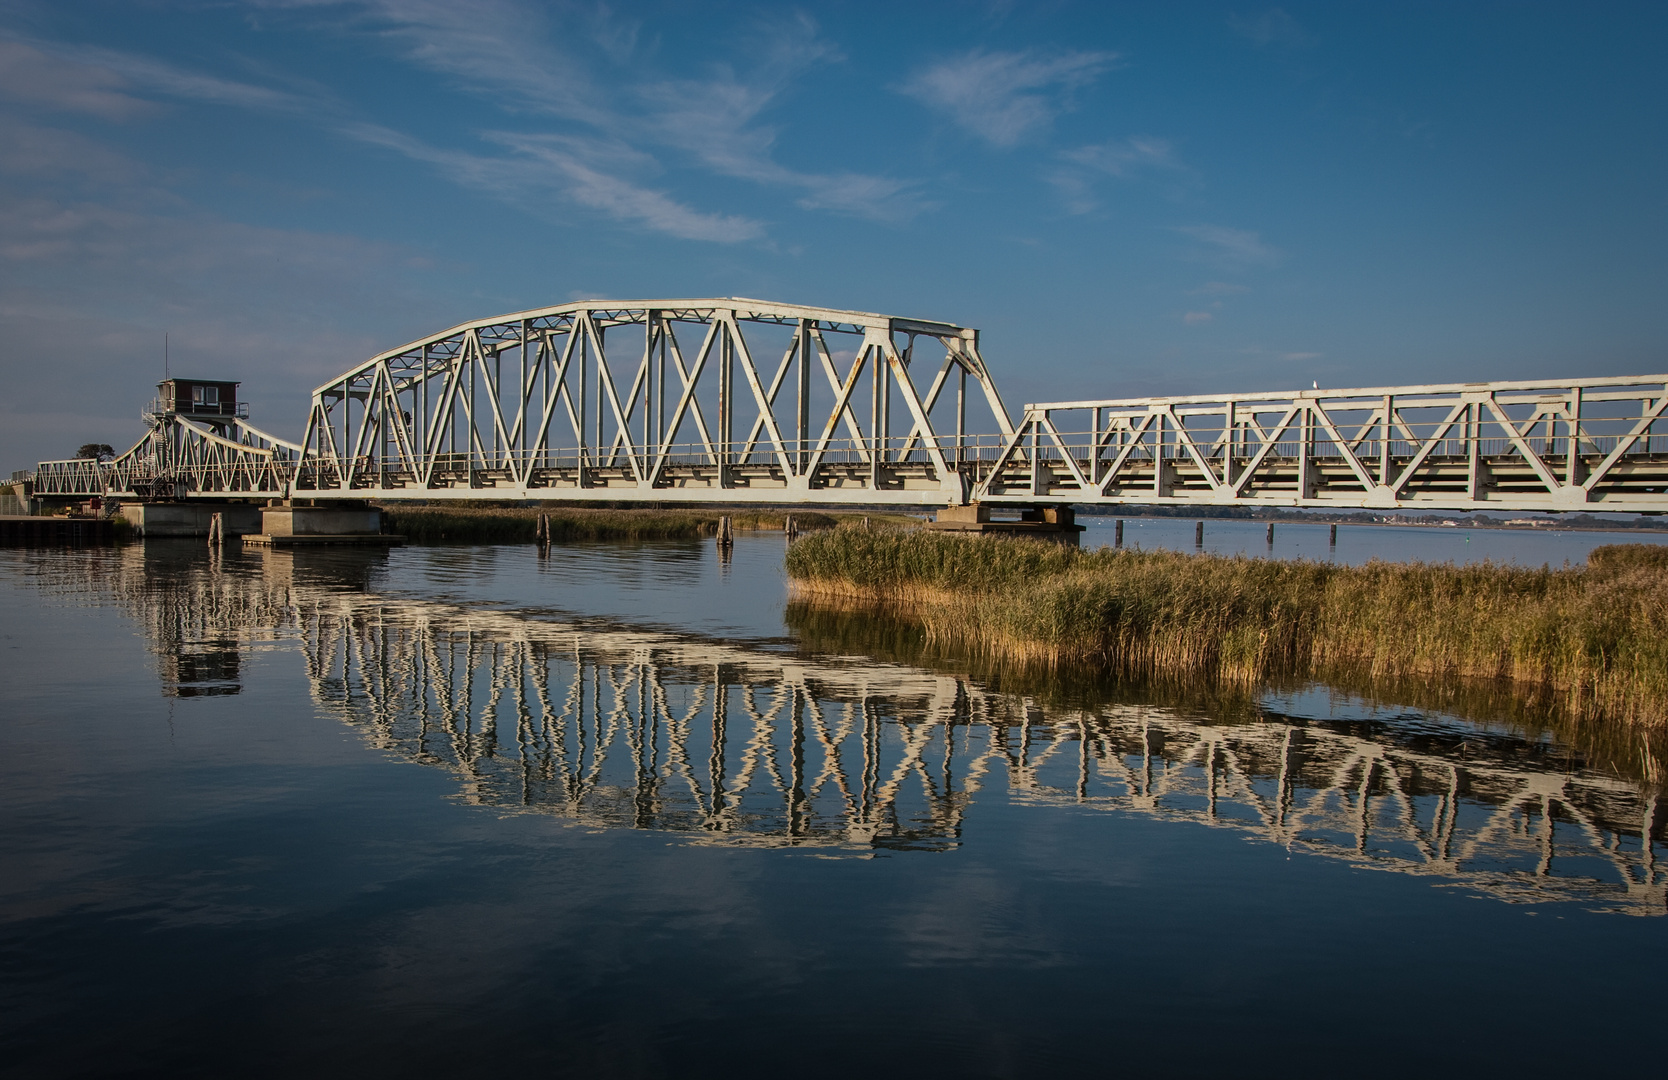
[287,433,1022,492]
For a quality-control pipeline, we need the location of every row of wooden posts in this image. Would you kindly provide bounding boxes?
[1106,518,1339,549]
[715,515,812,550]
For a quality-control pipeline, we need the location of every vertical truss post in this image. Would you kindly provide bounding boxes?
[956,367,967,468]
[1298,402,1312,500]
[577,323,588,487]
[642,312,655,479]
[593,321,605,479]
[1567,385,1583,486]
[796,319,811,479]
[656,318,667,470]
[1030,417,1042,497]
[719,320,734,483]
[1090,406,1100,487]
[1380,393,1392,486]
[882,337,895,467]
[873,342,886,475]
[1223,400,1235,489]
[1467,400,1482,500]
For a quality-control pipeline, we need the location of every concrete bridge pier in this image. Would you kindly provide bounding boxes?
[928,502,1083,537]
[247,501,399,547]
[121,502,263,538]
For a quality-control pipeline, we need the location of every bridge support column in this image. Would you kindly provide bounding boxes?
[247,502,397,547]
[120,502,262,538]
[927,503,1082,539]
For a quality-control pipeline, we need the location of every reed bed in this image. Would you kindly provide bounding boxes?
[378,504,913,544]
[786,528,1668,734]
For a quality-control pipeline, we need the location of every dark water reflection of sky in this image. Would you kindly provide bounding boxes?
[1,532,1665,1079]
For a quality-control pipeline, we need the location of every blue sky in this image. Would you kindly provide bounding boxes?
[0,0,1663,468]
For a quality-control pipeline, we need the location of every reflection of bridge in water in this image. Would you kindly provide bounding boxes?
[37,545,1668,913]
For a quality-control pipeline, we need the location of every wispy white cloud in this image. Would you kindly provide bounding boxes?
[341,122,765,242]
[487,131,766,242]
[4,5,813,242]
[1051,135,1181,212]
[1175,224,1283,268]
[0,39,157,119]
[1,31,319,120]
[314,2,922,225]
[1183,311,1214,324]
[1061,136,1178,177]
[1228,8,1315,48]
[636,38,928,223]
[0,117,136,181]
[337,0,613,125]
[1191,281,1250,296]
[5,3,928,246]
[902,48,1119,147]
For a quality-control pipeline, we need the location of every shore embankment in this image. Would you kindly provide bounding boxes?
[785,528,1668,734]
[376,504,917,544]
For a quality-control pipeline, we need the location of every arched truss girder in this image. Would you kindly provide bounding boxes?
[295,298,1014,505]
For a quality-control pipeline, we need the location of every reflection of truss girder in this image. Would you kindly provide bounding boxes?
[45,544,1666,909]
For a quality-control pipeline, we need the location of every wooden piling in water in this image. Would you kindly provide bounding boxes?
[1267,522,1274,544]
[1330,523,1338,545]
[1195,520,1204,547]
[1114,519,1123,547]
[716,516,733,548]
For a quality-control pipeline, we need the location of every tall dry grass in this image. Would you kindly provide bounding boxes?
[785,528,1668,733]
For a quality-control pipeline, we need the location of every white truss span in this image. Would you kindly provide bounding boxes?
[29,297,1668,512]
[979,375,1668,512]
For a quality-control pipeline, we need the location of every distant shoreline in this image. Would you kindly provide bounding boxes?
[1076,512,1668,533]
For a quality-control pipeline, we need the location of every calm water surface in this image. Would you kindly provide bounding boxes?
[1,531,1664,1079]
[1081,515,1668,565]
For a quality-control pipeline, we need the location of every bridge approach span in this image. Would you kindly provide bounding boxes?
[29,297,1668,513]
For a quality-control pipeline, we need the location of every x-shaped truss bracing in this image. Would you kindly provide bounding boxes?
[977,375,1668,513]
[289,298,1010,506]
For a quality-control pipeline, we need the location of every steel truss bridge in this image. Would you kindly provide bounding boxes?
[30,297,1668,513]
[36,543,1666,913]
